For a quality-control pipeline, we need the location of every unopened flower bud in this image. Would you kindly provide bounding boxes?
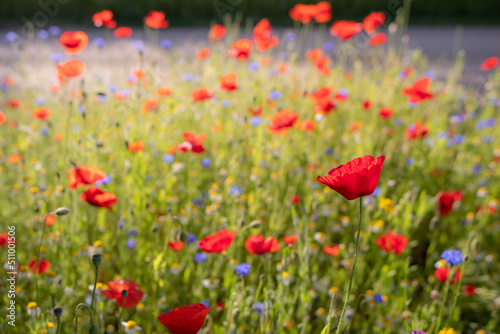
[92,254,102,269]
[55,207,70,216]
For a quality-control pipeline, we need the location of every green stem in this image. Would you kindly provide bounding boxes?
[434,271,452,334]
[35,214,48,308]
[335,197,363,334]
[326,291,336,333]
[120,294,128,333]
[74,303,94,334]
[55,318,61,334]
[90,266,99,312]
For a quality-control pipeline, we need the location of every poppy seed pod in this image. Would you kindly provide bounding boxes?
[92,254,102,268]
[53,307,63,318]
[55,207,70,216]
[121,290,128,298]
[88,324,99,334]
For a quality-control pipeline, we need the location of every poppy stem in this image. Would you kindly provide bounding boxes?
[35,213,48,311]
[90,265,99,312]
[335,197,363,334]
[74,303,95,334]
[55,317,61,334]
[434,270,452,334]
[120,294,127,333]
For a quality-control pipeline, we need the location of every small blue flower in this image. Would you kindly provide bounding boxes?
[372,187,382,196]
[406,158,415,166]
[201,300,210,307]
[250,116,262,126]
[50,53,63,62]
[98,94,107,103]
[252,302,265,316]
[34,97,45,106]
[374,294,384,303]
[38,30,49,39]
[279,51,288,60]
[49,26,61,36]
[183,73,194,82]
[323,42,334,51]
[127,238,136,249]
[229,186,243,196]
[441,249,463,266]
[194,252,207,263]
[41,128,49,137]
[268,90,282,100]
[128,230,138,237]
[235,263,251,276]
[285,32,295,42]
[325,147,333,155]
[248,62,259,71]
[162,154,175,163]
[394,117,403,125]
[109,85,117,93]
[221,100,230,108]
[5,32,18,43]
[424,70,435,79]
[117,220,125,230]
[338,89,349,98]
[132,40,144,52]
[192,198,204,206]
[78,105,86,115]
[160,39,172,49]
[201,157,212,168]
[482,135,492,143]
[95,175,112,186]
[93,38,105,48]
[188,233,196,243]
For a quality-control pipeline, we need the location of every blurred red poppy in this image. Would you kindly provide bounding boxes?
[179,132,207,153]
[81,187,118,209]
[323,244,340,256]
[379,107,393,119]
[128,141,144,153]
[229,39,253,60]
[155,86,172,97]
[253,19,279,52]
[29,258,51,274]
[197,47,210,60]
[0,111,6,125]
[209,24,226,41]
[199,229,236,253]
[32,107,51,120]
[220,72,238,91]
[314,2,332,23]
[142,99,159,113]
[145,10,169,29]
[402,78,433,103]
[480,56,499,71]
[363,12,385,34]
[60,31,88,54]
[100,280,144,308]
[369,33,387,46]
[298,119,317,131]
[435,267,461,284]
[113,27,133,38]
[245,235,280,254]
[57,59,85,78]
[376,232,408,254]
[68,166,106,189]
[267,109,299,136]
[317,155,385,200]
[438,191,463,216]
[45,214,56,226]
[92,10,116,29]
[330,21,363,40]
[168,241,184,251]
[158,304,210,334]
[191,88,214,102]
[283,235,298,246]
[405,121,429,140]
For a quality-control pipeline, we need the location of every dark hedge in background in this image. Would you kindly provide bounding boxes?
[1,0,499,26]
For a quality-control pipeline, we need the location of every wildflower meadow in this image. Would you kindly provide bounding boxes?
[0,3,499,334]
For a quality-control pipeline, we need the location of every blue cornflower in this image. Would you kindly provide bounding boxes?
[38,30,49,39]
[221,100,230,108]
[50,53,63,62]
[268,90,282,100]
[374,294,384,303]
[183,73,194,82]
[250,116,262,126]
[248,62,259,71]
[127,238,136,249]
[201,157,212,168]
[325,147,333,155]
[162,154,175,163]
[201,300,210,307]
[188,233,196,243]
[194,252,207,263]
[229,186,243,196]
[285,32,295,41]
[235,263,251,276]
[128,230,138,237]
[49,26,61,36]
[132,40,144,52]
[95,175,112,186]
[109,85,117,93]
[406,158,415,166]
[323,42,334,51]
[93,38,105,48]
[41,128,49,137]
[34,97,45,106]
[5,32,19,42]
[160,39,172,49]
[441,249,463,266]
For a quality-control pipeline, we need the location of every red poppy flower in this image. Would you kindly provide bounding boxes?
[59,31,88,54]
[245,235,280,254]
[68,166,106,189]
[220,72,238,91]
[191,88,214,102]
[463,284,476,296]
[142,99,159,113]
[155,86,172,97]
[145,10,169,29]
[199,229,236,253]
[438,191,463,216]
[480,56,499,71]
[283,235,298,246]
[113,27,133,38]
[253,19,279,52]
[363,100,372,110]
[197,47,210,60]
[379,107,393,119]
[229,39,253,60]
[8,99,22,108]
[248,105,263,115]
[314,2,332,23]
[363,12,385,34]
[330,21,363,40]
[92,10,116,29]
[402,78,433,103]
[0,232,11,247]
[405,121,429,140]
[100,280,144,308]
[317,155,385,200]
[32,107,51,120]
[369,33,387,46]
[434,267,461,284]
[306,49,323,62]
[57,59,85,79]
[158,304,210,334]
[267,109,299,136]
[179,132,206,153]
[45,214,56,226]
[0,111,6,125]
[128,141,144,153]
[289,4,317,24]
[291,195,300,204]
[375,232,408,254]
[298,119,317,131]
[209,24,227,41]
[29,258,51,274]
[81,187,118,209]
[168,241,184,251]
[323,244,340,256]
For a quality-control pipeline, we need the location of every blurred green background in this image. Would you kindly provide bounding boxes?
[1,0,500,26]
